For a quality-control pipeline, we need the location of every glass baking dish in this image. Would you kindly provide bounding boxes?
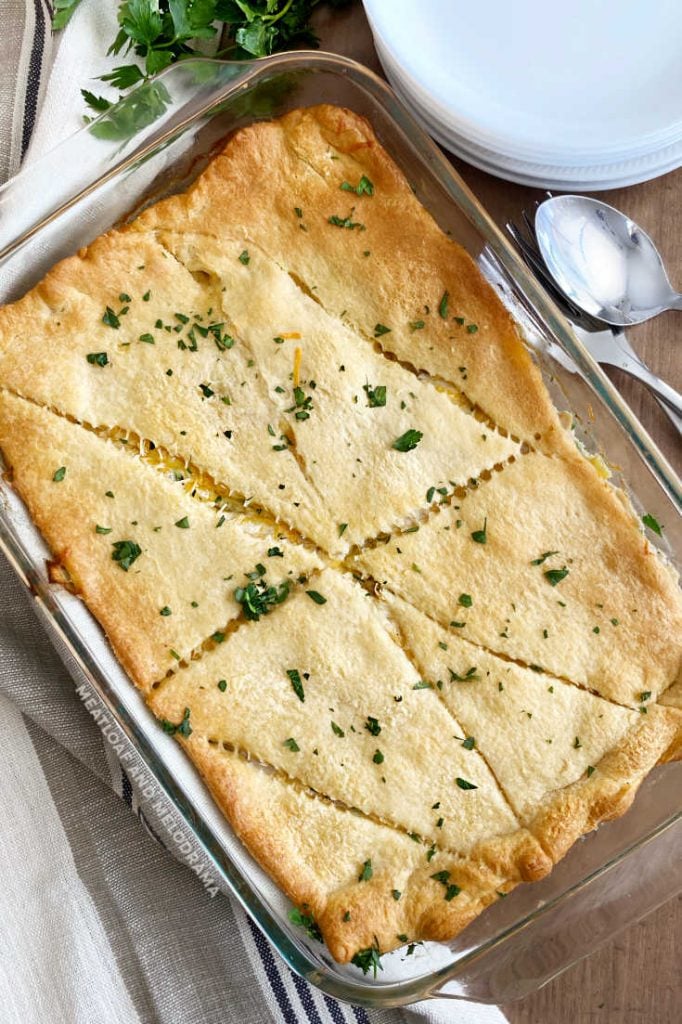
[0,53,679,1008]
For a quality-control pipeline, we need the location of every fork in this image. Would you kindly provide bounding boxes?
[506,209,682,433]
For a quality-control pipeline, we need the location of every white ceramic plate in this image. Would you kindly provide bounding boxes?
[364,0,682,166]
[375,33,682,190]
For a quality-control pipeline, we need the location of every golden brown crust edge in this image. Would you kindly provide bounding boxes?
[131,103,574,457]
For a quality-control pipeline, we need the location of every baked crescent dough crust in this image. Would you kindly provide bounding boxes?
[0,104,680,968]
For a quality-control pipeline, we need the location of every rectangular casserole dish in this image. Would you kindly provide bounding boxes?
[0,53,679,1007]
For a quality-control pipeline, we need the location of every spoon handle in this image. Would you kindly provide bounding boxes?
[615,354,682,423]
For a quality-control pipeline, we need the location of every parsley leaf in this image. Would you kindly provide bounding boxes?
[351,943,383,977]
[392,429,423,452]
[52,466,67,482]
[234,569,290,620]
[340,175,374,196]
[305,590,326,605]
[283,737,300,752]
[111,539,141,571]
[161,707,192,738]
[364,716,381,736]
[438,291,449,319]
[358,859,373,882]
[288,906,323,943]
[455,777,478,790]
[470,518,487,544]
[544,567,569,586]
[642,512,663,535]
[286,668,305,703]
[86,350,109,366]
[374,323,391,337]
[530,550,559,565]
[363,383,387,408]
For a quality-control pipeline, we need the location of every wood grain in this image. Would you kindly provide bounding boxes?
[314,4,681,1019]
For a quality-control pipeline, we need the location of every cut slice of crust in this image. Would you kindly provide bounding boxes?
[149,568,535,862]
[0,390,320,691]
[355,451,682,708]
[132,105,572,456]
[184,737,543,963]
[379,590,682,861]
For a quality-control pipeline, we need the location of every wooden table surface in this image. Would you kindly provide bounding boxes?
[316,5,681,1022]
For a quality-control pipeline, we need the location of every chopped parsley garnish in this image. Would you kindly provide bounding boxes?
[234,569,290,621]
[52,467,66,482]
[159,606,172,616]
[287,385,314,421]
[211,631,226,644]
[363,383,387,407]
[86,351,109,366]
[471,518,487,544]
[175,517,190,529]
[372,749,384,764]
[294,206,303,219]
[642,512,663,535]
[287,668,305,703]
[111,539,141,571]
[102,306,121,328]
[288,907,322,942]
[639,691,652,703]
[161,707,192,738]
[238,250,250,265]
[530,550,559,565]
[449,667,479,681]
[544,567,569,586]
[95,525,112,535]
[409,319,425,331]
[328,208,365,230]
[306,590,326,605]
[199,383,214,398]
[392,429,423,452]
[267,546,283,558]
[351,943,382,977]
[455,777,478,790]
[139,333,155,344]
[340,175,374,196]
[331,721,345,737]
[462,736,476,750]
[142,290,151,301]
[458,593,473,608]
[338,523,348,537]
[217,679,227,692]
[573,736,582,749]
[358,859,373,882]
[445,884,462,901]
[283,737,300,752]
[438,290,449,319]
[586,765,596,777]
[365,716,381,736]
[466,323,479,334]
[374,323,391,337]
[412,680,433,689]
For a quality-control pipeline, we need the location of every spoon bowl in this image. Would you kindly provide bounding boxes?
[535,195,682,327]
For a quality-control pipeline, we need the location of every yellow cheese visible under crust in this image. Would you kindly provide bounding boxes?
[355,451,682,708]
[0,390,320,691]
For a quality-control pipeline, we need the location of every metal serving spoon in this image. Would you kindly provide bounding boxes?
[535,195,682,327]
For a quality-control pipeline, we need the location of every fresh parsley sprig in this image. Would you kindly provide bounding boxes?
[53,0,351,120]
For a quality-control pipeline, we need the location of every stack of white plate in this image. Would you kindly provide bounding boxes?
[363,0,682,189]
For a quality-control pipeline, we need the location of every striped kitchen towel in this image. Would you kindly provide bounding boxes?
[0,3,509,1023]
